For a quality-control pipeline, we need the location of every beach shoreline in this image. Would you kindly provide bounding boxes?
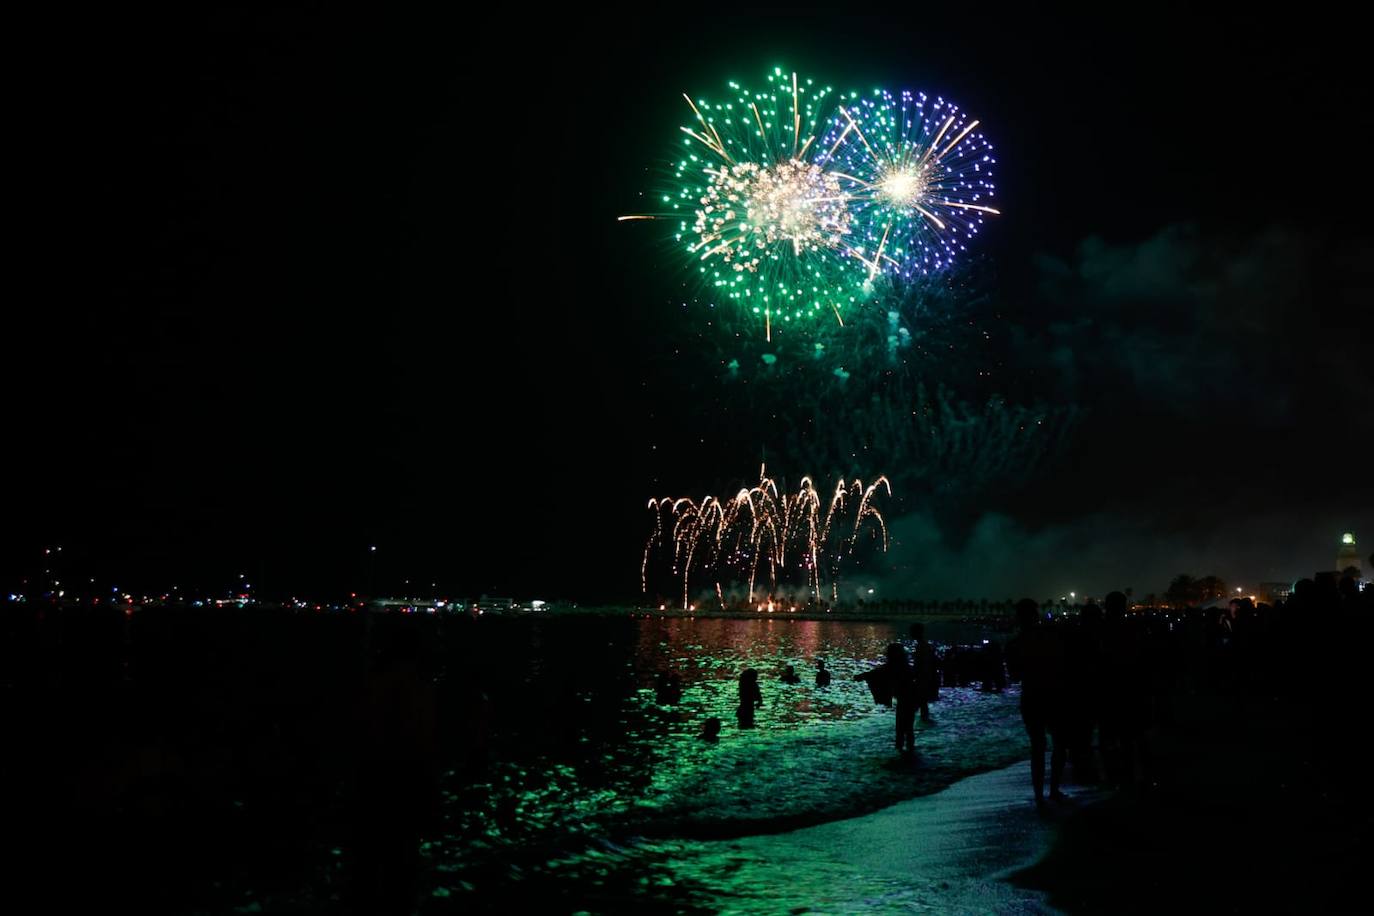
[664,758,1106,914]
[672,675,1371,914]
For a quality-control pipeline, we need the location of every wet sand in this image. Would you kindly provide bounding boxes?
[681,760,1109,913]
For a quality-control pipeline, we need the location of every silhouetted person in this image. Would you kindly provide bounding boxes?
[736,668,763,728]
[699,716,722,742]
[780,664,801,685]
[655,670,683,705]
[1100,591,1150,790]
[815,659,832,688]
[1339,571,1361,606]
[857,643,918,755]
[910,623,939,722]
[981,639,1007,693]
[349,620,438,916]
[1066,602,1104,783]
[1230,596,1260,698]
[1006,599,1068,807]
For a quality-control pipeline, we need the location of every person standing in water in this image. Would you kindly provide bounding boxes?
[1006,599,1069,808]
[909,623,939,723]
[736,668,764,728]
[857,643,918,755]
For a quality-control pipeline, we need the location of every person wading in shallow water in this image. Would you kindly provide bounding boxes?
[736,668,764,728]
[1006,598,1069,809]
[909,623,939,723]
[857,643,919,756]
[698,717,722,742]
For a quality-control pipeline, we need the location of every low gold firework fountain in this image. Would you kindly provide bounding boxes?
[643,466,890,611]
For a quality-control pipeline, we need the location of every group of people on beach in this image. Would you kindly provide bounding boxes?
[851,624,940,756]
[685,574,1374,808]
[688,623,946,750]
[663,566,1374,815]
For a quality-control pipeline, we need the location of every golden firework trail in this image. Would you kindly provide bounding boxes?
[642,467,891,609]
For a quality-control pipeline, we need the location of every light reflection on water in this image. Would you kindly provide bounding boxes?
[432,616,1025,911]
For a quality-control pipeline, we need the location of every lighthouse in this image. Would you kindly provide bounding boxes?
[1337,532,1361,578]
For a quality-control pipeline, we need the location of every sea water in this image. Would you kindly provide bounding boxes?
[429,616,1027,912]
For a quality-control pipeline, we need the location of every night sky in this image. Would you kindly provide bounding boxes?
[10,9,1372,601]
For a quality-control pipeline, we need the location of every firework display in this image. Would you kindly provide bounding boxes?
[622,69,868,338]
[642,468,890,610]
[624,71,1026,605]
[623,68,999,336]
[817,89,998,277]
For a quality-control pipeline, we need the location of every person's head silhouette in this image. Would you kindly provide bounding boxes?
[699,717,722,741]
[1104,591,1127,622]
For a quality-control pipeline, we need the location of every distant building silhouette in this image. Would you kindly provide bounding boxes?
[1337,532,1361,578]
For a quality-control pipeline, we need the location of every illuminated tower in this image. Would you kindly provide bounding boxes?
[1337,532,1360,577]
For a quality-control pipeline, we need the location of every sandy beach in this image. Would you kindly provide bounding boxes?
[668,760,1109,914]
[676,679,1372,915]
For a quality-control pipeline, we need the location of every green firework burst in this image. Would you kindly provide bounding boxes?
[626,68,876,339]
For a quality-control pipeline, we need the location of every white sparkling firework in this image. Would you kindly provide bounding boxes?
[818,89,999,278]
[692,159,853,271]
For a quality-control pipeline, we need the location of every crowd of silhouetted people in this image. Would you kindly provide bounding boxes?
[1006,574,1373,802]
[695,571,1374,809]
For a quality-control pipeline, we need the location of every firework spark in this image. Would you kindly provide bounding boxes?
[642,467,891,610]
